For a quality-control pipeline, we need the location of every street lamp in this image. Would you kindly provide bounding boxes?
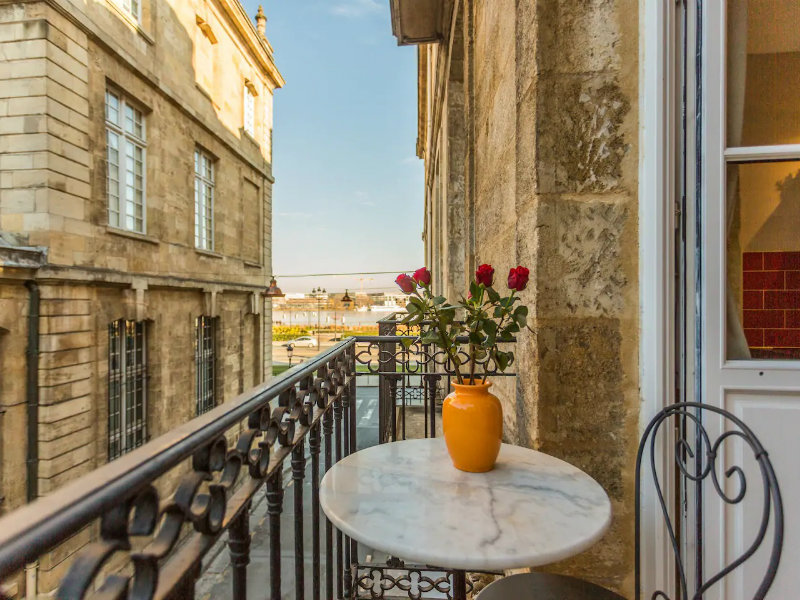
[342,289,353,308]
[310,287,326,348]
[263,277,285,298]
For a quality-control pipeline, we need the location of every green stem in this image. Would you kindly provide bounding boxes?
[468,286,485,384]
[418,287,464,384]
[482,290,515,384]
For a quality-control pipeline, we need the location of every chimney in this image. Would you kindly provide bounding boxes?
[255,5,266,37]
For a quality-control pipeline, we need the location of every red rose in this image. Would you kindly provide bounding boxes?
[413,267,431,286]
[507,266,530,291]
[396,273,416,294]
[475,264,494,287]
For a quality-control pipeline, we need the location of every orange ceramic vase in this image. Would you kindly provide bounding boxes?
[442,380,502,472]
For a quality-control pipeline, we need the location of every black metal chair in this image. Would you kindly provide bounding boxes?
[478,402,784,600]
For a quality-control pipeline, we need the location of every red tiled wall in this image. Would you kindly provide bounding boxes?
[743,251,800,359]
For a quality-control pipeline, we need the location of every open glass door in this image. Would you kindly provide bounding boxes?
[698,1,800,597]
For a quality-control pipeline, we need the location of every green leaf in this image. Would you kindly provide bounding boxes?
[400,337,416,350]
[469,281,480,300]
[433,296,446,305]
[408,296,425,309]
[468,331,483,345]
[486,287,500,303]
[493,306,504,318]
[496,351,510,372]
[482,320,498,336]
[421,331,439,344]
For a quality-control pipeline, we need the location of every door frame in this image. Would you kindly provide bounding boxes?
[639,0,686,596]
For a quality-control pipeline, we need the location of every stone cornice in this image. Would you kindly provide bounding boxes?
[0,246,47,269]
[216,0,285,89]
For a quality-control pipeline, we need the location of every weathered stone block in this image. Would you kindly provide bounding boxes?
[537,74,632,194]
[536,196,631,318]
[39,330,93,353]
[37,426,93,460]
[37,442,94,478]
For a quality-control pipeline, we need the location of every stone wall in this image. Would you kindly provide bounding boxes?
[0,280,29,521]
[0,0,279,595]
[416,0,640,593]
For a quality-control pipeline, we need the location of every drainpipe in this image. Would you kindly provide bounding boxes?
[24,281,39,600]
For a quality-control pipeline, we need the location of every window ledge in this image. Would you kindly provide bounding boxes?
[241,129,259,146]
[104,0,155,45]
[195,248,223,259]
[106,226,159,245]
[243,260,262,269]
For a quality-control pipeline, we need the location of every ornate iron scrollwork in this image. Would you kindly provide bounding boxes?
[636,402,783,600]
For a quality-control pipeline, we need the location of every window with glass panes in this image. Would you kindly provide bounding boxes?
[194,149,215,250]
[244,86,255,137]
[264,97,273,161]
[112,0,140,22]
[106,90,146,233]
[108,319,147,460]
[195,316,216,415]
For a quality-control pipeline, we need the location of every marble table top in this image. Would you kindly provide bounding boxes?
[319,438,612,571]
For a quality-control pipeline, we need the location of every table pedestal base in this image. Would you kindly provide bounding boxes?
[452,570,467,600]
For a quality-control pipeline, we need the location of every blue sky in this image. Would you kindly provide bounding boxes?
[241,0,424,294]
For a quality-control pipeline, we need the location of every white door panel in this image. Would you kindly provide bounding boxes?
[720,391,799,598]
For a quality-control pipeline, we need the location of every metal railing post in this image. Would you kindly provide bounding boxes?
[228,503,251,600]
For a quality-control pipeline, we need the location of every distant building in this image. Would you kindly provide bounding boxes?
[0,0,282,595]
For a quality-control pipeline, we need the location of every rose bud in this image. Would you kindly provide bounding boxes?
[475,264,494,287]
[413,267,432,286]
[507,266,530,291]
[396,273,416,294]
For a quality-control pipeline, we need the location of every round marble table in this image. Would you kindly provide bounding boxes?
[320,438,611,600]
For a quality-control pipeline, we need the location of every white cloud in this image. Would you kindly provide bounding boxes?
[330,0,382,18]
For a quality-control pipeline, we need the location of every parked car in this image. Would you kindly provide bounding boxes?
[282,336,317,348]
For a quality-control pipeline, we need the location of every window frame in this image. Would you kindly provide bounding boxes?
[263,95,273,161]
[106,89,147,234]
[194,148,215,251]
[195,316,216,415]
[243,85,255,138]
[108,319,147,461]
[111,0,141,23]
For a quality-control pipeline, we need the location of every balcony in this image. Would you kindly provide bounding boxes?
[0,320,514,600]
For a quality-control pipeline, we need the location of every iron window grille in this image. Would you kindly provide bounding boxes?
[106,89,146,233]
[194,149,215,251]
[107,319,147,461]
[243,86,255,138]
[195,316,216,415]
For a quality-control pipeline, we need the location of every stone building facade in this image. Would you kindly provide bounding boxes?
[392,0,639,594]
[0,0,282,595]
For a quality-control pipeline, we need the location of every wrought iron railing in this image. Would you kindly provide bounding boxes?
[0,341,358,600]
[0,325,514,600]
